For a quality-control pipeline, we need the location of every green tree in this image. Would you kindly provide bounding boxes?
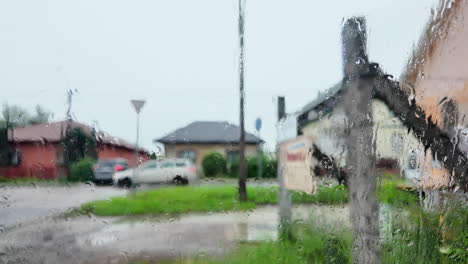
[149,151,158,160]
[0,103,54,167]
[0,126,11,166]
[28,105,54,125]
[1,103,54,127]
[1,103,30,128]
[62,127,97,166]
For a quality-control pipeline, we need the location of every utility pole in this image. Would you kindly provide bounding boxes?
[277,96,292,240]
[64,89,73,180]
[341,17,380,263]
[238,0,247,201]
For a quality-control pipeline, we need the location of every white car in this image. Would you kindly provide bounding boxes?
[113,159,197,188]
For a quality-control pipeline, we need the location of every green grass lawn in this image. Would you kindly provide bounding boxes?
[139,204,467,264]
[127,176,467,264]
[78,185,348,217]
[131,196,467,264]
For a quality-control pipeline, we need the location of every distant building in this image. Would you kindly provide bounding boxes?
[155,121,262,170]
[297,81,419,171]
[1,120,148,179]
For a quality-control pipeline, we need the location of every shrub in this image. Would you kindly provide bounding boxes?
[229,156,277,178]
[202,152,227,177]
[70,157,96,182]
[229,159,240,178]
[247,156,277,178]
[263,158,277,178]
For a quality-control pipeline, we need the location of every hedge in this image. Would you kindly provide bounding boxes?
[229,156,277,179]
[202,152,227,177]
[70,157,96,182]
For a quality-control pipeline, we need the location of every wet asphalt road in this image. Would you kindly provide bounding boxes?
[0,179,276,231]
[0,184,127,230]
[0,204,349,264]
[0,180,347,264]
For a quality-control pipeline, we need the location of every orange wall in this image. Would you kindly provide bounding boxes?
[411,1,468,126]
[407,1,468,189]
[1,142,148,179]
[0,142,60,179]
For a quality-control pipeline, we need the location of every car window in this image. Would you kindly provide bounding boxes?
[139,161,157,169]
[161,161,175,168]
[96,160,116,168]
[145,163,157,169]
[116,161,128,168]
[175,161,187,167]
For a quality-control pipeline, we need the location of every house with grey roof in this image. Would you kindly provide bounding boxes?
[154,121,262,169]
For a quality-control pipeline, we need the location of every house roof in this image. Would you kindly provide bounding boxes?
[155,121,262,144]
[8,120,147,153]
[299,82,343,117]
[297,81,344,129]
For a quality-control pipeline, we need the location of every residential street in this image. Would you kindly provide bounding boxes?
[0,180,351,264]
[0,179,276,231]
[0,184,127,230]
[0,202,349,264]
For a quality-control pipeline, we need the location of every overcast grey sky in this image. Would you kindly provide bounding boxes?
[0,0,439,151]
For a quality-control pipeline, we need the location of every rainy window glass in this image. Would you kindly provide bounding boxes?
[178,150,196,163]
[144,163,157,170]
[1,0,467,263]
[160,161,175,168]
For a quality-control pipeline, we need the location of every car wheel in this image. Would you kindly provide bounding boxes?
[119,178,132,188]
[181,178,189,185]
[173,175,188,185]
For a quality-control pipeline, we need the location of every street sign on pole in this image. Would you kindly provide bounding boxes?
[131,99,146,114]
[130,99,146,190]
[255,118,262,132]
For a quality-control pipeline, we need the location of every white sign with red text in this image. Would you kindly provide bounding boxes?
[279,136,317,194]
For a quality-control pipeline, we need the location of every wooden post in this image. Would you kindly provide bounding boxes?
[341,17,381,263]
[277,96,292,240]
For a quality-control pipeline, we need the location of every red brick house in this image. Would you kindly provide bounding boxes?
[0,120,148,179]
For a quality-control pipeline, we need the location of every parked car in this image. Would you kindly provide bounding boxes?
[93,158,129,184]
[113,158,197,188]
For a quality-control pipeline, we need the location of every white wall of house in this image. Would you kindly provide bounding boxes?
[301,106,347,167]
[372,100,419,166]
[301,99,419,168]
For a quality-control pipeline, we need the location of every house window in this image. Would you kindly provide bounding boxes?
[178,150,196,163]
[226,150,239,164]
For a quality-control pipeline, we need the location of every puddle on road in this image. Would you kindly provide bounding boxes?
[77,204,349,259]
[1,204,349,263]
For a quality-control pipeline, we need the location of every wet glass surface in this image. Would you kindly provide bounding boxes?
[1,0,467,263]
